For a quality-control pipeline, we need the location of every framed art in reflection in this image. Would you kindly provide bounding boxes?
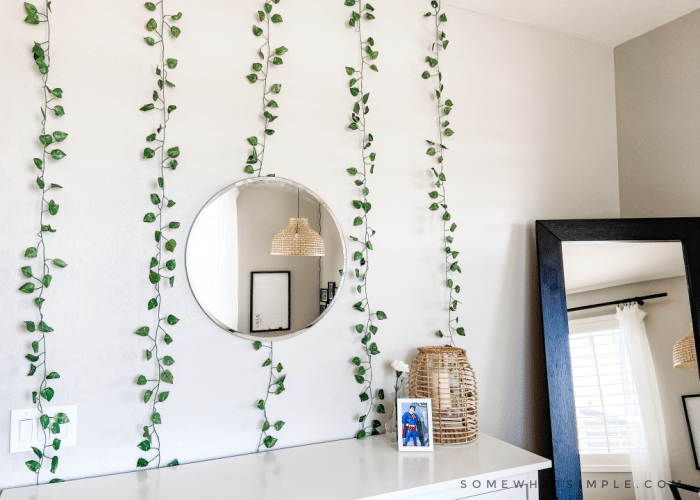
[250,271,290,333]
[682,394,700,470]
[397,398,434,452]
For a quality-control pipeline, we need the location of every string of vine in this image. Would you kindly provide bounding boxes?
[135,0,182,470]
[253,341,286,451]
[422,1,464,346]
[244,0,285,178]
[245,0,288,451]
[344,0,387,439]
[20,1,69,485]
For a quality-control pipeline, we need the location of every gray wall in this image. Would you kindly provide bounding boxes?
[568,276,700,498]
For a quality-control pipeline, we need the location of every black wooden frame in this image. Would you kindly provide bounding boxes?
[536,218,700,500]
[250,271,291,333]
[682,394,700,470]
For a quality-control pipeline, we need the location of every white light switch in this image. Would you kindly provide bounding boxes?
[19,419,32,442]
[10,406,77,454]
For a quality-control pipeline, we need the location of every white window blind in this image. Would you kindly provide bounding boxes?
[569,315,644,459]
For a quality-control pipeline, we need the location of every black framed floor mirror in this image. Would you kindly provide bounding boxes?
[536,219,700,500]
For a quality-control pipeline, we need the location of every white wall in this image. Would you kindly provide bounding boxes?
[0,0,619,488]
[615,8,700,218]
[568,276,700,499]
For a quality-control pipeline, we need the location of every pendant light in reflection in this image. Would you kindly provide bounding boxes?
[673,325,698,371]
[271,189,325,257]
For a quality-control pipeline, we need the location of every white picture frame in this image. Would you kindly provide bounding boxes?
[397,398,434,452]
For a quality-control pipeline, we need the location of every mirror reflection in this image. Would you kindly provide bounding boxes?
[562,242,700,500]
[186,177,345,341]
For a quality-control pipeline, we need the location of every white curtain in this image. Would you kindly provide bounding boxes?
[615,304,671,500]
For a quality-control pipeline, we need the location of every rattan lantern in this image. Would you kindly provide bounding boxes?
[270,218,325,257]
[408,346,478,444]
[673,325,698,372]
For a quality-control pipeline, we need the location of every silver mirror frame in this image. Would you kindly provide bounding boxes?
[185,176,347,342]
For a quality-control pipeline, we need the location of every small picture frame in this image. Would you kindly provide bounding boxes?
[328,282,336,301]
[682,394,700,470]
[320,288,328,303]
[397,398,434,452]
[320,303,327,314]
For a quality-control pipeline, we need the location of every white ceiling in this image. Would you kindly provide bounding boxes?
[562,242,686,294]
[444,0,700,46]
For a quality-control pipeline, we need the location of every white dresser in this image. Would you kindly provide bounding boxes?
[1,433,551,500]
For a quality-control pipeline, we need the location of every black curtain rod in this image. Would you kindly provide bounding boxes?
[567,293,667,312]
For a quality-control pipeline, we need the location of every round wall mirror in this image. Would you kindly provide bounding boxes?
[186,177,346,341]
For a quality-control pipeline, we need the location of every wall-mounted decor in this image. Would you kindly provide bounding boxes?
[344,0,388,440]
[422,1,464,345]
[682,394,700,470]
[250,271,291,333]
[328,282,336,301]
[19,1,70,484]
[243,0,286,177]
[409,346,478,444]
[187,177,346,341]
[270,189,325,257]
[135,1,183,470]
[674,326,698,371]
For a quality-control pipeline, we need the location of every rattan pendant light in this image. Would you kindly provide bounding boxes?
[270,190,325,257]
[673,324,698,371]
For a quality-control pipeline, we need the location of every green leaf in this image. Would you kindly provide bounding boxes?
[426,147,436,156]
[171,26,181,38]
[148,298,158,310]
[166,315,179,325]
[253,341,262,350]
[27,364,36,376]
[31,340,39,352]
[164,333,173,344]
[263,436,278,449]
[274,420,285,431]
[165,239,177,252]
[356,430,366,439]
[158,391,170,402]
[143,389,152,403]
[378,388,385,399]
[359,392,369,402]
[275,46,288,55]
[160,370,173,384]
[262,358,272,367]
[271,56,283,65]
[40,414,49,429]
[271,14,283,23]
[350,87,359,97]
[376,311,387,320]
[47,372,60,379]
[144,37,155,45]
[137,440,151,451]
[440,13,447,22]
[429,203,439,211]
[276,363,283,373]
[422,71,431,79]
[25,354,39,363]
[137,458,149,468]
[166,58,178,69]
[257,399,265,410]
[369,342,380,355]
[41,387,54,401]
[151,412,161,425]
[253,26,263,36]
[144,2,156,11]
[135,326,150,337]
[445,128,454,136]
[353,217,363,226]
[52,438,60,451]
[137,375,147,385]
[162,355,175,366]
[48,200,59,215]
[39,134,53,147]
[149,270,160,285]
[167,146,180,158]
[146,18,157,31]
[167,105,177,114]
[171,12,182,20]
[267,100,279,108]
[377,404,386,414]
[25,460,41,472]
[19,282,35,294]
[168,459,179,467]
[456,327,465,336]
[50,149,66,160]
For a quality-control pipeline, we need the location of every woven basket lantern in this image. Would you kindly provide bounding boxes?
[673,326,698,372]
[270,218,325,257]
[409,346,478,445]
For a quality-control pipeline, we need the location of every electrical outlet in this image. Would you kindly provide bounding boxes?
[10,406,77,453]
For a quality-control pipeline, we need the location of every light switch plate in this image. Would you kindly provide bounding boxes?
[10,405,77,453]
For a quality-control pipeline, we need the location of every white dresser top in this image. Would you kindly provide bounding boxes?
[2,434,551,500]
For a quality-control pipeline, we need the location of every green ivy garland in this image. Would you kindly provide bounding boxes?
[20,1,69,484]
[343,0,387,439]
[243,0,285,178]
[135,1,182,470]
[252,341,286,451]
[244,0,288,452]
[422,1,463,346]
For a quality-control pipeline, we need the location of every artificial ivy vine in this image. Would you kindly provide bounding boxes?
[422,1,464,346]
[135,1,182,470]
[343,0,387,439]
[243,0,285,178]
[19,1,69,484]
[252,341,286,451]
[245,0,288,451]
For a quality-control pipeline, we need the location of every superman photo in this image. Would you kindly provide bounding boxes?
[396,398,434,452]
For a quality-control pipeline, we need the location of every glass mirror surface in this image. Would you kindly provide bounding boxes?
[562,242,699,499]
[186,177,346,341]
